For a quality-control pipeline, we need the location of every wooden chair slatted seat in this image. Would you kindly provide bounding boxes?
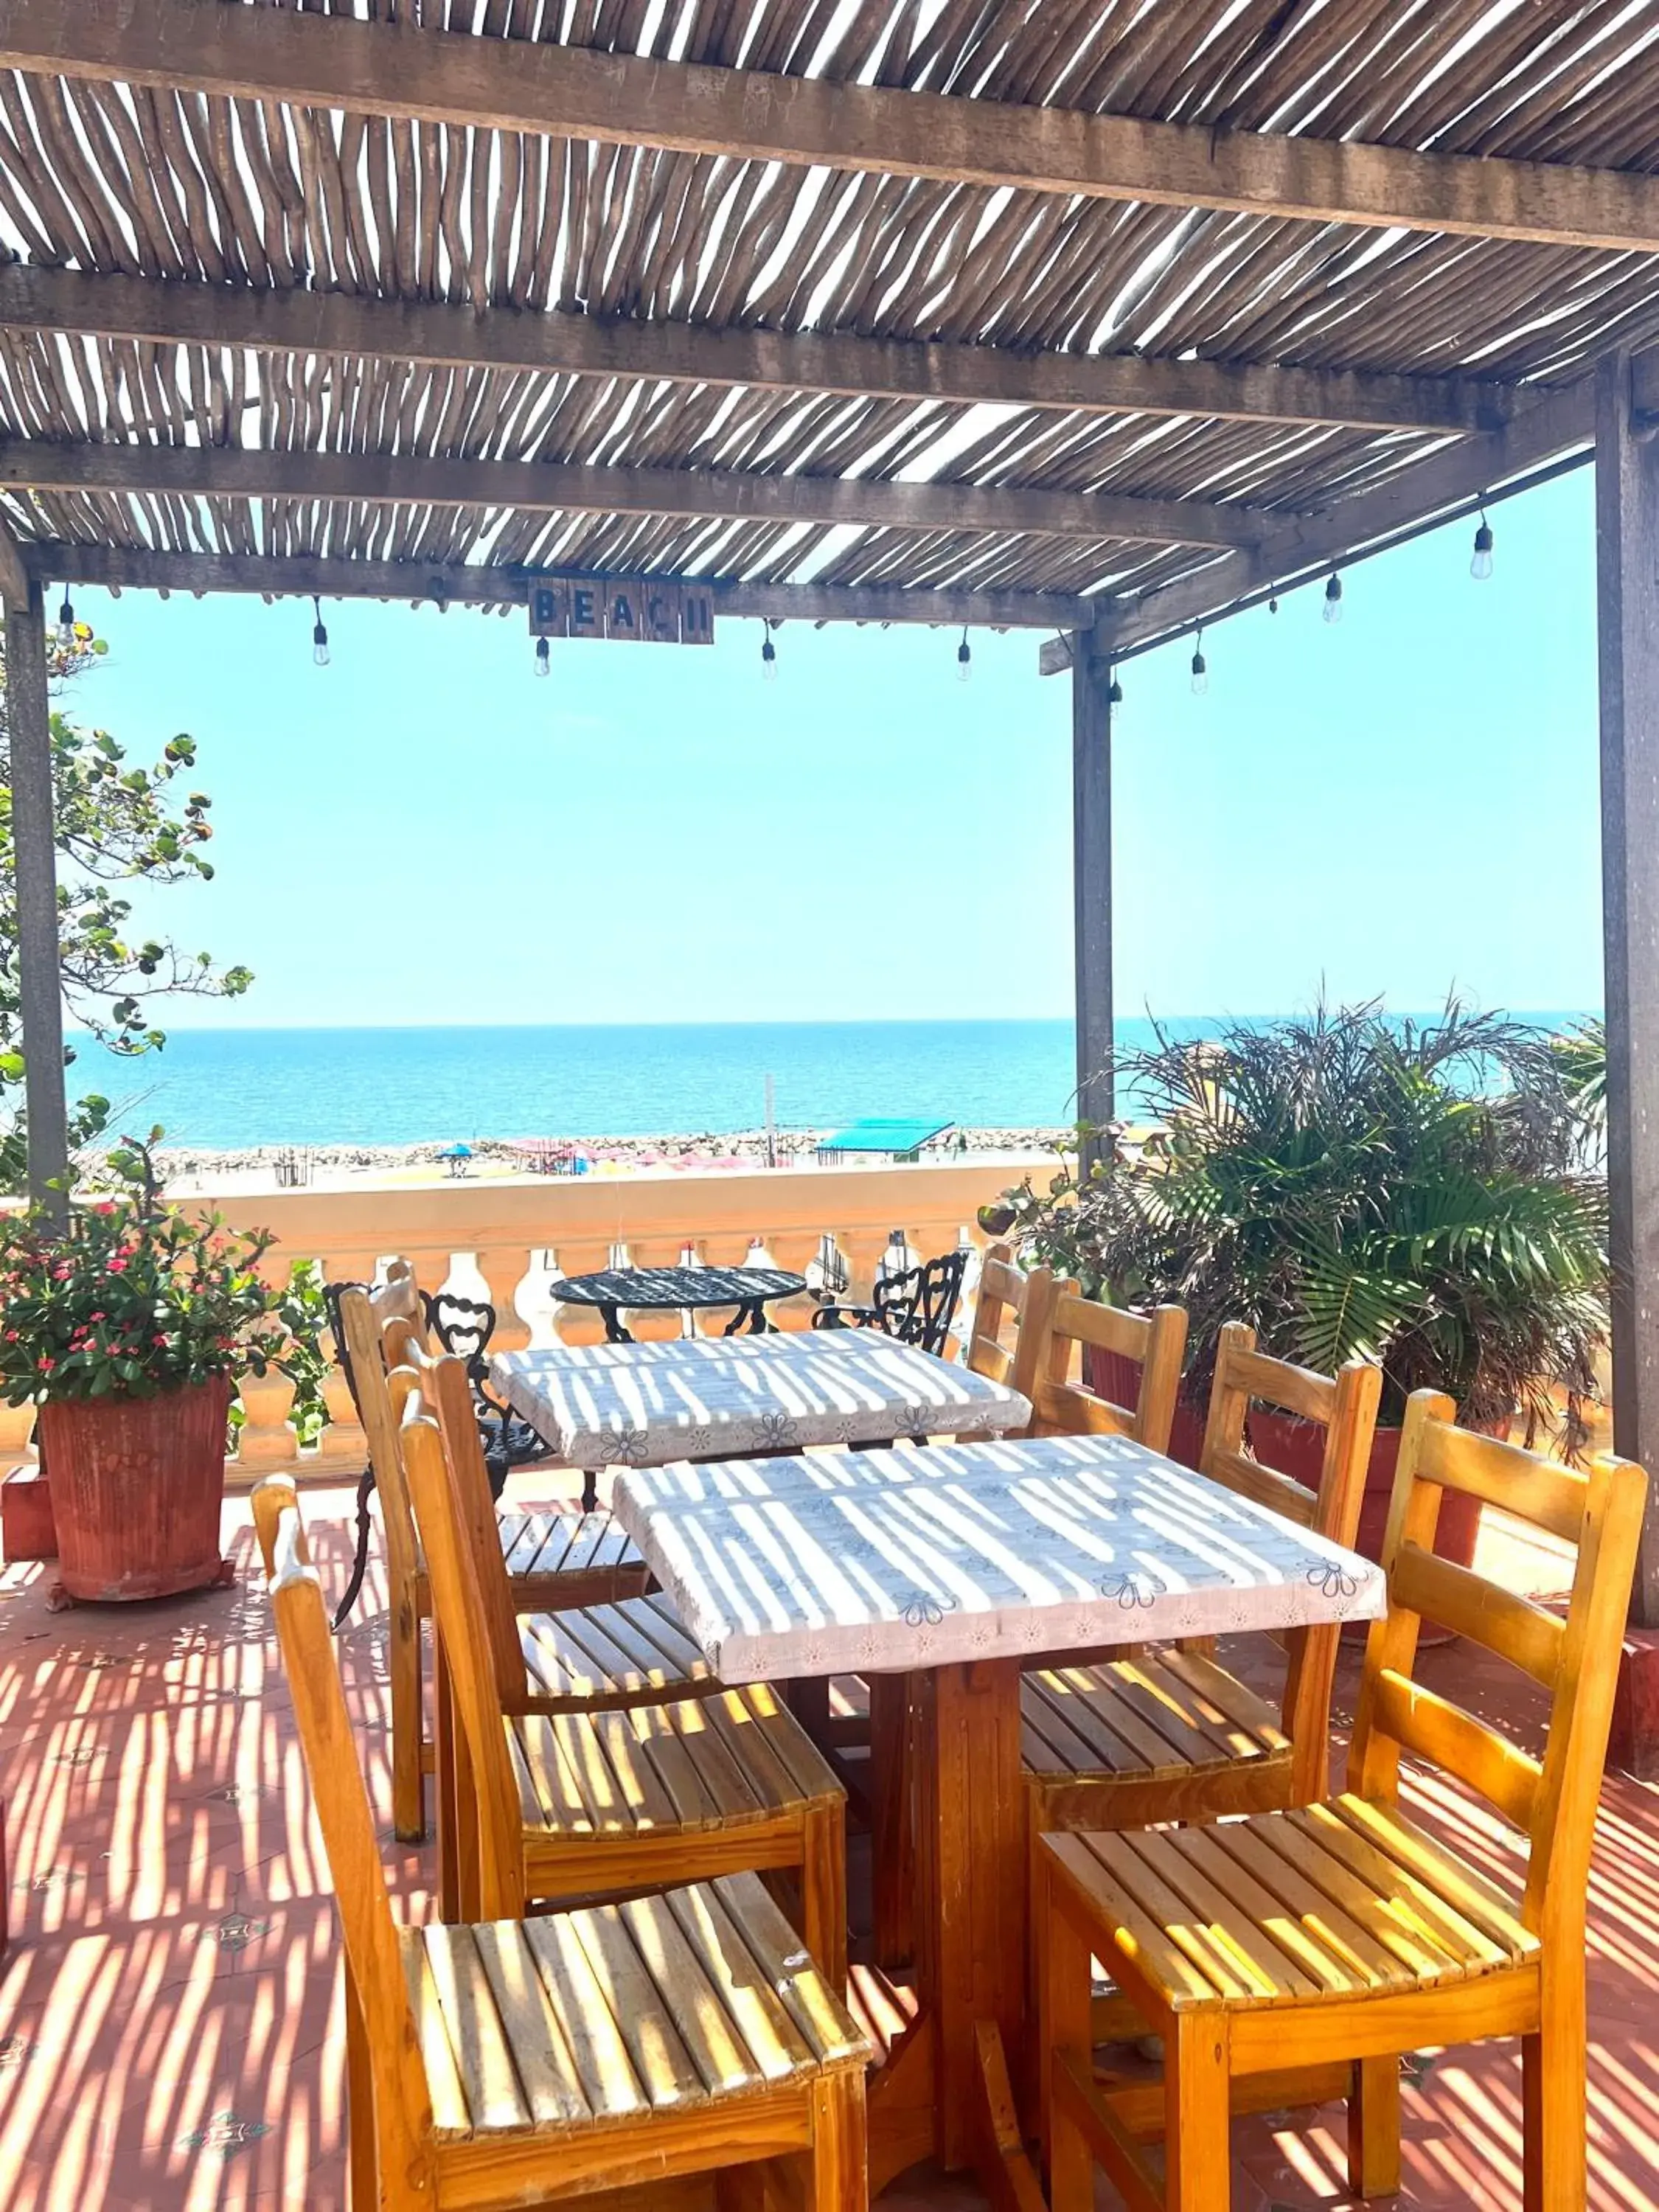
[1021,1318,1381,1833]
[251,1476,870,2212]
[400,1346,849,1989]
[1034,1393,1647,2212]
[339,1280,653,1842]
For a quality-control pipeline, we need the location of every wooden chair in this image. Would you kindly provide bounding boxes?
[1030,1284,1189,1454]
[1021,1322,1382,1833]
[1036,1396,1647,2211]
[963,1240,1061,1419]
[338,1287,656,1843]
[403,1343,850,1986]
[251,1475,871,2212]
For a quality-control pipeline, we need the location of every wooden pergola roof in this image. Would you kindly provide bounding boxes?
[0,0,1652,648]
[17,0,1659,1624]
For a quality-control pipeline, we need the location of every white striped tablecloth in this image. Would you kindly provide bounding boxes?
[490,1332,1030,1473]
[610,1432,1386,1683]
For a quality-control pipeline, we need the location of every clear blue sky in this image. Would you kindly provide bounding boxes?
[67,463,1602,1029]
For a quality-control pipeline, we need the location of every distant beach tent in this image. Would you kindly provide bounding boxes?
[816,1118,955,1165]
[437,1143,473,1178]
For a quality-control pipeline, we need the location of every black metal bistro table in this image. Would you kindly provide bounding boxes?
[553,1265,809,1343]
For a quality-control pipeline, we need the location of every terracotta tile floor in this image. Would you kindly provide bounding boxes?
[1,1481,1658,2210]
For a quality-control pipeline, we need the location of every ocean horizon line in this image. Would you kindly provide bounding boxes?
[89,1005,1607,1039]
[64,1009,1601,1152]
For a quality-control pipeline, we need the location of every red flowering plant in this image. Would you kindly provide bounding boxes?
[0,1134,288,1407]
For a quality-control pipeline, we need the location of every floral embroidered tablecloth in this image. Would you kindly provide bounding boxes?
[490,1332,1029,1471]
[611,1433,1386,1682]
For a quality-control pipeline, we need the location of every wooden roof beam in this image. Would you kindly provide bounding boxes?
[1057,378,1598,664]
[13,0,1659,254]
[0,515,27,609]
[21,541,1096,631]
[0,439,1271,549]
[0,265,1512,438]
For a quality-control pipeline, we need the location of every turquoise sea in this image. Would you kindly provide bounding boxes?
[63,1012,1593,1152]
[69,1018,1092,1150]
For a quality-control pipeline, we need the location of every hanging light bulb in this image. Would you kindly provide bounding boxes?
[1470,511,1495,581]
[1190,631,1208,696]
[956,626,972,684]
[1322,571,1343,625]
[1107,669,1124,706]
[1268,595,1280,615]
[311,594,330,667]
[534,636,551,678]
[56,591,74,647]
[761,619,778,681]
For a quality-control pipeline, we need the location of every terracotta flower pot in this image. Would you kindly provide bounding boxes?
[1083,1345,1210,1463]
[1082,1346,1489,1568]
[35,1377,234,1602]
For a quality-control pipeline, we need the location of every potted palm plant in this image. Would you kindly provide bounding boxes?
[998,1003,1608,1565]
[0,1138,290,1602]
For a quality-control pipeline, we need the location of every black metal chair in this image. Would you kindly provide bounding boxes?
[421,1287,553,1484]
[810,1245,970,1358]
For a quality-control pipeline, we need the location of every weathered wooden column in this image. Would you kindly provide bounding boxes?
[1596,352,1659,1630]
[1072,627,1114,1169]
[7,577,69,1218]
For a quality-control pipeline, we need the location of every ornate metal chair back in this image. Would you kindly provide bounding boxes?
[872,1247,970,1355]
[422,1288,498,1382]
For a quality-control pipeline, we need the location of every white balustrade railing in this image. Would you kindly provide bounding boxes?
[0,1155,1043,1487]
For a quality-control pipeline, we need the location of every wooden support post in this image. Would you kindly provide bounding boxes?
[1072,632,1114,1173]
[6,580,68,1219]
[1596,353,1659,1624]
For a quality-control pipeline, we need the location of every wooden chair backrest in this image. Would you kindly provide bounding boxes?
[251,1478,434,2191]
[372,1262,430,1379]
[964,1241,1060,1417]
[336,1287,421,1591]
[395,1374,526,1920]
[1199,1320,1382,1786]
[1350,1394,1646,1943]
[371,1256,425,1332]
[1032,1286,1188,1455]
[1198,1320,1380,1548]
[396,1340,524,1694]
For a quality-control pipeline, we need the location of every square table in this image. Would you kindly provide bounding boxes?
[611,1434,1386,2188]
[490,1333,1031,1511]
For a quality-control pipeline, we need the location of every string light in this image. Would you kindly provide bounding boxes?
[1471,510,1495,581]
[1322,571,1343,625]
[761,619,778,682]
[56,591,74,646]
[956,626,972,684]
[310,594,330,667]
[534,636,550,678]
[1267,596,1279,615]
[1107,669,1124,706]
[1190,630,1208,697]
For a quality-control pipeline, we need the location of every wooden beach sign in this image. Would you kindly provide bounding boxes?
[529,574,714,645]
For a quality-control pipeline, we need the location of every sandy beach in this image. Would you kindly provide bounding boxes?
[152,1124,1071,1195]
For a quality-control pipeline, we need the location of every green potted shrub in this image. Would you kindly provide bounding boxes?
[998,1003,1608,1565]
[0,1139,291,1602]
